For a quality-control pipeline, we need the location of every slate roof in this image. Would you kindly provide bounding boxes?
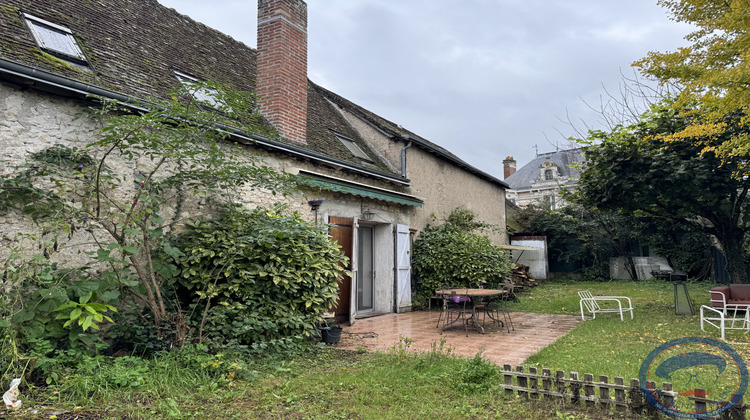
[0,0,505,188]
[505,148,584,191]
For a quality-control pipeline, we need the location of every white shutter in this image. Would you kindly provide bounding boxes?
[395,224,412,313]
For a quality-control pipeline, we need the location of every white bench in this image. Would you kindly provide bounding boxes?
[578,290,634,321]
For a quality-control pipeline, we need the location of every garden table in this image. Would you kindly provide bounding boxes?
[435,288,507,334]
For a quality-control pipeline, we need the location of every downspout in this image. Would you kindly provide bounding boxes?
[400,134,413,178]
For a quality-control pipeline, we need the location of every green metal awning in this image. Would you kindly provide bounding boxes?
[300,176,423,207]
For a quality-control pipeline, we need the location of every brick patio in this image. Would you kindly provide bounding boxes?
[336,311,581,366]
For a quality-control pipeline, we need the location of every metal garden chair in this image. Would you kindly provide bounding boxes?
[578,290,633,321]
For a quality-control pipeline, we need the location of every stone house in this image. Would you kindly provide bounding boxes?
[0,0,508,324]
[503,148,583,210]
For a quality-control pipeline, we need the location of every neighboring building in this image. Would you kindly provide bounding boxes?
[0,0,508,324]
[503,148,584,209]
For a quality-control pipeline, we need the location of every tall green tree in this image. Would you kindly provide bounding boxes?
[518,204,712,280]
[576,101,750,283]
[634,0,750,164]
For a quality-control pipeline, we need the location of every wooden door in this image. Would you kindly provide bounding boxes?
[329,216,353,324]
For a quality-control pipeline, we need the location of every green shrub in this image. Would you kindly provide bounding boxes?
[412,209,511,305]
[453,353,498,393]
[163,205,346,352]
[1,253,120,356]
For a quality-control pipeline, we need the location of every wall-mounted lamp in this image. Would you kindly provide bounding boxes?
[309,200,323,224]
[360,202,377,221]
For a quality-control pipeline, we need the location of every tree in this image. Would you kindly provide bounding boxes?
[518,204,713,280]
[575,101,750,283]
[634,0,750,164]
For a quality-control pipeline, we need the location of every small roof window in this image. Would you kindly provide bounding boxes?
[335,133,374,163]
[173,70,221,108]
[23,13,87,64]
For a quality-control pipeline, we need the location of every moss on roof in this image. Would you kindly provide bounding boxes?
[0,0,393,174]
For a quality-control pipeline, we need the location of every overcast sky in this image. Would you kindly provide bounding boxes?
[156,0,692,178]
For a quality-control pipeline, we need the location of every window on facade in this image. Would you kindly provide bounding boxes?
[544,169,554,180]
[173,71,222,108]
[23,13,88,64]
[335,134,374,163]
[543,195,555,207]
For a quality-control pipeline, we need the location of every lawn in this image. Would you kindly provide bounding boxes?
[7,278,740,419]
[506,279,750,381]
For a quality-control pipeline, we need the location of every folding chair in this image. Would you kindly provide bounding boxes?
[578,290,633,321]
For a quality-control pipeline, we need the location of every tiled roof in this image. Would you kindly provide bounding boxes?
[505,148,584,190]
[0,0,504,188]
[0,0,389,173]
[315,84,508,188]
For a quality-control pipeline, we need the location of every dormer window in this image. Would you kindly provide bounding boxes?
[173,70,221,108]
[544,169,554,180]
[335,133,374,164]
[23,13,88,65]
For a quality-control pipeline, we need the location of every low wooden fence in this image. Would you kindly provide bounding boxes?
[499,364,746,419]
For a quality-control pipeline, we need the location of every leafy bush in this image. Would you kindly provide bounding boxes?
[413,209,511,305]
[1,249,120,354]
[162,205,346,352]
[453,353,498,394]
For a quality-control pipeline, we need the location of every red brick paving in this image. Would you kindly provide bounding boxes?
[336,311,581,366]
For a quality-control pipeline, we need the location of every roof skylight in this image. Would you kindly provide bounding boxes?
[23,13,87,64]
[335,134,374,163]
[173,71,221,108]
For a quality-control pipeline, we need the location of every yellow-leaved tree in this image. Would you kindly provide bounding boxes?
[634,0,750,169]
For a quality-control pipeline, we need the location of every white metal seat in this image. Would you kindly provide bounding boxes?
[700,304,750,344]
[578,290,634,321]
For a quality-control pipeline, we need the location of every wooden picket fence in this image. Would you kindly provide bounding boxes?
[499,364,747,419]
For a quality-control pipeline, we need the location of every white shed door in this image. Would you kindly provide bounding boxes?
[395,224,412,313]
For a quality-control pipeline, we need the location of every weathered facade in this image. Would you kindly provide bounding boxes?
[0,0,507,323]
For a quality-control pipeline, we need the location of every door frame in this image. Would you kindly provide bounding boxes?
[356,224,376,314]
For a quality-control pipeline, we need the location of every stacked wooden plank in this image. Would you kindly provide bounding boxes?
[510,263,537,289]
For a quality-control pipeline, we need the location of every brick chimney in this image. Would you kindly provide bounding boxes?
[503,156,517,179]
[257,0,308,144]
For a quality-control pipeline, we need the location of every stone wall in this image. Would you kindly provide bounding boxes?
[0,82,412,271]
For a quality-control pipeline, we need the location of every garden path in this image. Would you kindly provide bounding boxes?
[337,311,580,366]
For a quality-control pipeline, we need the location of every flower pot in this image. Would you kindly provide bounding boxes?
[320,326,342,344]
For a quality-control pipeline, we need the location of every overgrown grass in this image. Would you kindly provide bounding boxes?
[13,341,625,419]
